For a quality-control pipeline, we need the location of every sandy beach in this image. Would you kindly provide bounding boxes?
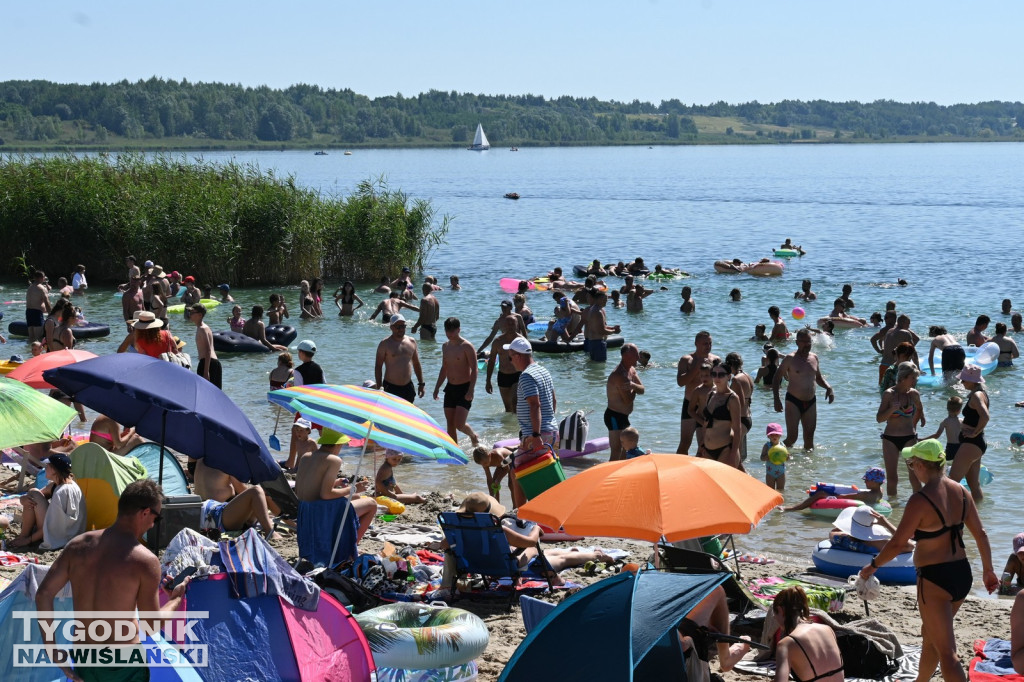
[1,488,1014,681]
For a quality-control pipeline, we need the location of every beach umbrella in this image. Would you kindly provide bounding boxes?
[6,349,97,389]
[518,454,783,543]
[267,384,466,464]
[0,377,77,449]
[268,383,466,564]
[44,354,278,484]
[500,570,730,681]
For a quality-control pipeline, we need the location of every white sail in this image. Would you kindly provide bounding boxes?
[469,123,490,150]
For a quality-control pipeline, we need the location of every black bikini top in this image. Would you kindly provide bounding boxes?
[703,396,732,427]
[789,633,844,682]
[962,394,986,429]
[912,487,967,554]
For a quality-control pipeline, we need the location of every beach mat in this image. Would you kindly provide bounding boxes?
[970,639,1024,681]
[734,645,921,681]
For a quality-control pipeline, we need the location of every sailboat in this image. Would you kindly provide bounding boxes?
[468,123,490,151]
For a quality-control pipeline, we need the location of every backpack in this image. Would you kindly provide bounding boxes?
[834,629,899,678]
[558,410,589,452]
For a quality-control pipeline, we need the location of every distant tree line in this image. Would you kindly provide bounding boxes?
[0,79,1021,146]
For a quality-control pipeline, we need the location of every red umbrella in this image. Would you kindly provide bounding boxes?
[7,350,98,389]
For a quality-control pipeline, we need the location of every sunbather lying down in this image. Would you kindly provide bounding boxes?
[450,492,616,586]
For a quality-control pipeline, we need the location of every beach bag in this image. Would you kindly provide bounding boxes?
[558,410,589,452]
[160,351,192,370]
[833,625,900,678]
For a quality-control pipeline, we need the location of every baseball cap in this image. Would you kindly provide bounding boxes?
[765,423,783,437]
[402,266,411,273]
[294,418,312,430]
[297,339,317,353]
[183,276,195,283]
[503,337,532,354]
[863,467,886,483]
[48,453,73,476]
[390,314,406,326]
[218,283,230,292]
[901,438,946,464]
[500,300,513,309]
[1013,532,1024,556]
[957,365,984,384]
[144,260,154,268]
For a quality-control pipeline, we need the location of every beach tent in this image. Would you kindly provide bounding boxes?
[164,528,376,682]
[127,443,190,497]
[71,442,148,530]
[0,563,201,682]
[499,570,729,682]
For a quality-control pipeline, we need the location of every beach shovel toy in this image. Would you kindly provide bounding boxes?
[268,408,283,451]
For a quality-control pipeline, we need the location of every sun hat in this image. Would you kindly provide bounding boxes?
[9,354,23,363]
[318,428,347,446]
[297,339,317,353]
[294,418,312,430]
[151,265,167,279]
[132,311,163,330]
[48,453,73,477]
[503,337,532,354]
[389,314,406,326]
[834,506,892,542]
[863,467,886,483]
[957,365,984,384]
[766,423,783,437]
[456,492,507,518]
[901,438,946,464]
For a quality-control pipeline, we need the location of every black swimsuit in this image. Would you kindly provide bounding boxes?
[703,396,734,459]
[913,487,972,603]
[959,395,988,454]
[788,633,844,682]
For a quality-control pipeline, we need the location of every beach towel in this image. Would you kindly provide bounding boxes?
[735,644,922,681]
[746,576,846,612]
[297,497,360,568]
[220,528,320,612]
[160,527,221,581]
[970,639,1024,680]
[0,551,39,567]
[363,522,444,547]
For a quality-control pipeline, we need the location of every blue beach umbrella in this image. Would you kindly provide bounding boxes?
[499,570,730,681]
[44,354,278,484]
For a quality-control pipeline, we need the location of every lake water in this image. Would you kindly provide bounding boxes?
[4,142,1024,593]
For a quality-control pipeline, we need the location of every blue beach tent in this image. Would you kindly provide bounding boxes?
[127,442,190,497]
[499,570,729,682]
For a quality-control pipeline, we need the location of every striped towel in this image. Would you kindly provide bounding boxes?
[219,528,320,611]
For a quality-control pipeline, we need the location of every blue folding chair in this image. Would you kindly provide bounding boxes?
[297,497,359,568]
[438,511,554,609]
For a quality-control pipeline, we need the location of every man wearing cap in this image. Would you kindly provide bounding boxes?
[294,428,377,540]
[180,276,201,322]
[217,283,235,303]
[478,299,527,352]
[606,343,644,460]
[390,266,413,291]
[487,316,524,413]
[25,270,51,344]
[411,282,441,341]
[676,330,720,455]
[506,337,558,456]
[188,303,221,388]
[772,328,835,450]
[375,314,425,403]
[433,317,480,447]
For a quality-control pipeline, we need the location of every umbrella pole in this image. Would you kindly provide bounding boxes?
[328,422,372,567]
[158,411,166,485]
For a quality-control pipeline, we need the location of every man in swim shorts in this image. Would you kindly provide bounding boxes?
[772,328,835,449]
[507,337,558,454]
[606,344,645,460]
[486,316,523,413]
[927,325,964,378]
[583,290,619,362]
[411,282,440,341]
[883,314,920,369]
[677,331,720,455]
[25,270,50,344]
[199,492,277,540]
[375,314,425,403]
[433,317,480,447]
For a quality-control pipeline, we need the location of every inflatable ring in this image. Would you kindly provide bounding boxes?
[807,498,892,520]
[8,320,110,339]
[811,539,915,585]
[166,298,221,315]
[375,662,478,682]
[355,603,489,670]
[774,249,800,258]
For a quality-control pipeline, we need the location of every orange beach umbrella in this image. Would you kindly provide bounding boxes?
[518,454,783,543]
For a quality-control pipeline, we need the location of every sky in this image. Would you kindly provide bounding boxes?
[3,1,1019,106]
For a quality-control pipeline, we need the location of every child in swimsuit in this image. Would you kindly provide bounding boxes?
[269,352,293,390]
[926,396,962,462]
[760,423,787,489]
[620,427,650,459]
[227,305,245,332]
[472,445,515,502]
[374,450,426,504]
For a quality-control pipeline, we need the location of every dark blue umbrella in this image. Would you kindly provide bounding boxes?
[44,354,278,484]
[499,571,731,681]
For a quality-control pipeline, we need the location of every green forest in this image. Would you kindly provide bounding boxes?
[1,78,1023,149]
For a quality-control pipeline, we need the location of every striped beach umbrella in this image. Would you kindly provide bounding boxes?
[267,384,467,464]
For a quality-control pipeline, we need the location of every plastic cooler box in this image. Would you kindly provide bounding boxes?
[514,453,566,500]
[145,494,202,550]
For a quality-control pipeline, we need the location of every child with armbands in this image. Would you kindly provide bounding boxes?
[621,427,650,459]
[785,467,886,512]
[760,423,787,490]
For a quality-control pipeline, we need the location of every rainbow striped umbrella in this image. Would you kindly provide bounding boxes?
[267,384,466,464]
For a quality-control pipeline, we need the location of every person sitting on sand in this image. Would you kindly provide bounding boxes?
[770,586,842,682]
[294,429,377,540]
[445,493,615,586]
[193,458,278,540]
[1000,533,1024,595]
[785,467,886,512]
[375,450,426,504]
[9,453,86,550]
[89,414,145,456]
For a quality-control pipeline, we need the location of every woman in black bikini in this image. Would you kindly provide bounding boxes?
[949,364,989,502]
[772,586,844,682]
[700,361,743,469]
[334,281,364,316]
[876,361,925,497]
[860,439,997,682]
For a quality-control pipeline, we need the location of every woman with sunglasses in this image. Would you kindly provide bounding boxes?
[860,439,996,681]
[701,361,743,469]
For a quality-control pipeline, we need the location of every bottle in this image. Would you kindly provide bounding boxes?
[1001,572,1013,594]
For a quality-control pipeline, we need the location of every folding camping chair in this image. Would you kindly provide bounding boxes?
[259,471,300,521]
[297,497,359,568]
[438,511,555,610]
[659,544,758,621]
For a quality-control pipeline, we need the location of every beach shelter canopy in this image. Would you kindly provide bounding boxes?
[44,354,278,484]
[72,442,148,530]
[6,349,97,389]
[499,570,729,682]
[267,384,467,464]
[127,442,191,497]
[0,377,77,450]
[518,454,784,543]
[0,563,201,682]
